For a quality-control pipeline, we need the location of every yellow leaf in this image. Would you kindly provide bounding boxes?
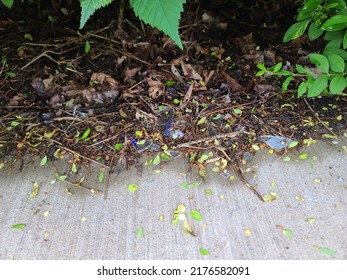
[29,182,39,199]
[244,229,252,236]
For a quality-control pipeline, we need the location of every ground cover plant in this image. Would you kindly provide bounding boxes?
[0,0,346,199]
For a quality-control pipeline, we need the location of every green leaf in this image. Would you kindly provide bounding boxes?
[11,223,26,229]
[71,163,78,173]
[2,0,14,9]
[129,0,186,49]
[0,162,4,169]
[84,40,91,54]
[29,182,39,199]
[283,19,311,42]
[302,0,323,13]
[40,155,48,166]
[283,229,293,238]
[308,22,324,40]
[309,54,329,73]
[319,247,336,256]
[273,62,283,73]
[79,0,113,29]
[257,63,267,72]
[307,76,329,97]
[136,227,144,237]
[343,31,347,49]
[190,210,203,221]
[296,64,311,74]
[282,76,293,91]
[81,128,91,140]
[199,248,209,256]
[58,175,67,182]
[330,75,346,94]
[298,81,308,97]
[114,143,123,151]
[127,183,138,192]
[152,154,161,165]
[298,153,309,159]
[288,141,298,148]
[327,54,345,73]
[322,15,347,31]
[98,172,105,183]
[198,154,209,164]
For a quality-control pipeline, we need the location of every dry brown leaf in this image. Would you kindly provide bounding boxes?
[124,67,142,82]
[181,62,203,80]
[221,70,243,92]
[147,80,165,99]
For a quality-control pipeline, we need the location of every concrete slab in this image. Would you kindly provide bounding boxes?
[0,137,346,259]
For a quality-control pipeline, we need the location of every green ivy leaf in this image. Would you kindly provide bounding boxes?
[322,15,347,31]
[309,54,329,73]
[329,75,346,94]
[307,76,328,97]
[79,0,113,29]
[283,19,311,42]
[129,0,186,49]
[190,210,203,221]
[327,54,345,73]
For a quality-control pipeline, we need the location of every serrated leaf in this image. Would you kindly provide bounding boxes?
[329,75,346,94]
[127,183,138,192]
[11,223,26,229]
[129,0,186,49]
[79,0,113,29]
[2,0,14,8]
[190,210,203,221]
[327,54,345,73]
[200,248,209,255]
[309,54,329,73]
[29,182,39,199]
[307,76,328,97]
[40,155,48,166]
[283,19,311,42]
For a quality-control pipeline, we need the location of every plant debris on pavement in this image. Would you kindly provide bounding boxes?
[0,1,346,200]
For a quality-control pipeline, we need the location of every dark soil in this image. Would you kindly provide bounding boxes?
[0,0,346,194]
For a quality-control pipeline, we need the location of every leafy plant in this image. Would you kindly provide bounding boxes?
[266,0,347,97]
[79,0,185,49]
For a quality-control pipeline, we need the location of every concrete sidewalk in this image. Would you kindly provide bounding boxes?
[0,137,346,259]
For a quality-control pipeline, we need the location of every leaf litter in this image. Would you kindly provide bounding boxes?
[0,2,346,258]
